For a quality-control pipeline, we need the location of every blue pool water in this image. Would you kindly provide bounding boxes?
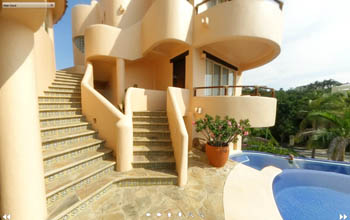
[273,170,350,220]
[230,151,350,219]
[230,151,350,175]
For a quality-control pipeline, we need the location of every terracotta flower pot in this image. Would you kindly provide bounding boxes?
[205,144,229,167]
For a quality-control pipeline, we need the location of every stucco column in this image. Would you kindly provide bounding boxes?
[47,9,55,43]
[116,58,125,107]
[0,19,47,220]
[234,71,243,96]
[233,71,243,152]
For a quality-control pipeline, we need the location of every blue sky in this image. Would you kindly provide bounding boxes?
[54,0,90,70]
[54,0,350,89]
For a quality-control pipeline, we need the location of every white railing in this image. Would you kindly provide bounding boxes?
[167,87,190,186]
[81,63,133,171]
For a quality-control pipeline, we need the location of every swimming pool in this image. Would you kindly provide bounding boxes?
[273,169,350,220]
[230,151,350,219]
[230,151,350,175]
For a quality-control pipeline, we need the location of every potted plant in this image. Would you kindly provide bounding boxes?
[194,114,250,167]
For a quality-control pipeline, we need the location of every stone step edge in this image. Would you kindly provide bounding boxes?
[52,82,81,86]
[41,122,89,132]
[50,175,177,220]
[133,122,169,125]
[46,160,115,198]
[39,108,82,112]
[44,148,112,177]
[132,159,176,165]
[39,101,81,105]
[40,115,84,121]
[39,96,81,99]
[134,138,172,142]
[56,71,84,75]
[133,116,168,119]
[43,139,104,160]
[44,91,81,94]
[49,86,81,89]
[133,129,170,133]
[133,146,173,152]
[41,130,97,144]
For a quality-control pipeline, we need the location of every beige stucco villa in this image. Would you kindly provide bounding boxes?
[0,0,283,219]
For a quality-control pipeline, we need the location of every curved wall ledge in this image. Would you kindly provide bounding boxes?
[0,0,47,31]
[193,0,283,70]
[141,0,194,54]
[192,96,277,127]
[85,23,142,61]
[72,4,100,38]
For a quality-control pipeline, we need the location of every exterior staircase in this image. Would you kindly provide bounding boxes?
[39,71,115,220]
[38,71,178,220]
[132,111,177,183]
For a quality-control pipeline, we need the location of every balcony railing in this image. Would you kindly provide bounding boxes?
[195,0,283,14]
[193,85,275,97]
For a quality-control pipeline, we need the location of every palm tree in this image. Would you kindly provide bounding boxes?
[296,92,349,159]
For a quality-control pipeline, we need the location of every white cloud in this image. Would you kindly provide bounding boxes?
[244,0,350,90]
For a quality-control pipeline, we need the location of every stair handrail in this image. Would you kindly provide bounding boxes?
[81,62,133,171]
[167,87,189,186]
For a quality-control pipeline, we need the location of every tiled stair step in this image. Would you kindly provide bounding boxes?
[52,81,81,87]
[56,71,84,78]
[41,122,90,138]
[55,74,82,79]
[48,175,115,220]
[56,70,84,75]
[55,76,82,81]
[39,108,82,118]
[40,115,85,128]
[39,96,81,103]
[54,76,82,83]
[43,138,104,159]
[133,145,173,155]
[116,176,177,187]
[49,84,81,89]
[44,91,81,97]
[133,129,170,138]
[132,154,176,169]
[46,159,115,210]
[133,137,172,147]
[42,130,98,150]
[44,147,112,179]
[48,87,81,93]
[133,121,169,130]
[39,102,81,110]
[133,111,167,116]
[133,116,168,123]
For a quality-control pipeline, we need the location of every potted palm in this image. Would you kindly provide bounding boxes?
[194,114,250,167]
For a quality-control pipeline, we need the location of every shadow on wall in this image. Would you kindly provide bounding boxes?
[118,0,153,29]
[0,19,34,87]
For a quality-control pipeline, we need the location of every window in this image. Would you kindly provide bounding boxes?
[74,36,85,54]
[205,59,235,96]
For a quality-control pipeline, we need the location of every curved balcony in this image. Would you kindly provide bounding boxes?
[141,0,193,54]
[193,0,283,70]
[72,4,99,38]
[85,24,142,61]
[192,85,277,127]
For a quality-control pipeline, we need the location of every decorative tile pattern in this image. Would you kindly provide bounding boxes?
[41,124,90,137]
[47,166,114,208]
[39,110,82,118]
[43,144,102,167]
[39,103,81,109]
[42,134,97,150]
[40,117,85,128]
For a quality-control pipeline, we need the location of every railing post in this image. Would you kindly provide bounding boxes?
[224,86,228,96]
[193,88,197,97]
[272,89,275,97]
[254,86,258,96]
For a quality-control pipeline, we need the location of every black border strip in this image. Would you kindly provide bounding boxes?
[170,51,189,63]
[203,51,238,71]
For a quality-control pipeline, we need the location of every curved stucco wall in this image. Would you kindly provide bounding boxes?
[72,4,100,37]
[85,23,142,61]
[141,0,193,54]
[34,26,57,96]
[194,0,283,69]
[192,96,277,127]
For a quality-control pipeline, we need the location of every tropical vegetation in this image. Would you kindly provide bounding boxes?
[194,114,250,147]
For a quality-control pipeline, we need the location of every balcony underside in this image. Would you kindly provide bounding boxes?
[203,36,280,70]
